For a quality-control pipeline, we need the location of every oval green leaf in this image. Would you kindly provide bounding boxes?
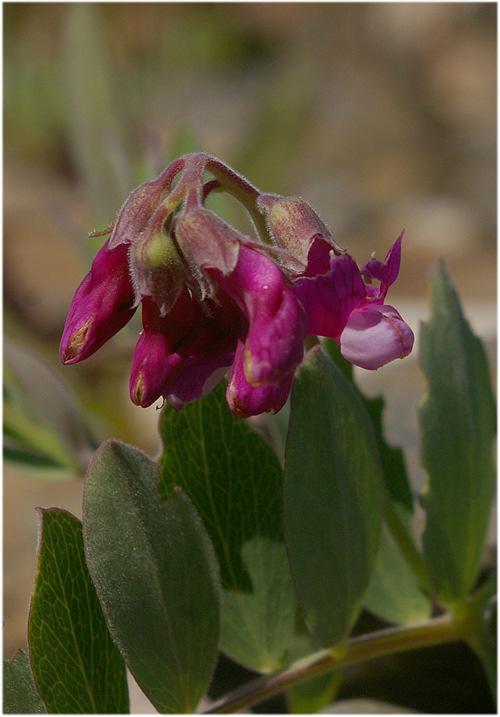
[420,262,496,604]
[28,509,128,713]
[83,439,220,713]
[284,346,383,647]
[159,382,297,674]
[4,651,46,714]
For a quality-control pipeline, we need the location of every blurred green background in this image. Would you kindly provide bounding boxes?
[4,3,496,712]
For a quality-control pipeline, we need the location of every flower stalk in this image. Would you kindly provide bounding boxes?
[204,156,270,244]
[205,615,461,714]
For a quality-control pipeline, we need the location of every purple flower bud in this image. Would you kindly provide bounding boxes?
[226,342,293,418]
[257,193,345,275]
[60,241,135,364]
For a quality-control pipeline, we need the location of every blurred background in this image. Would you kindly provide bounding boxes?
[4,3,496,713]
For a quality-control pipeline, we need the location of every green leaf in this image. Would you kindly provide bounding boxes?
[3,651,46,714]
[220,537,296,672]
[83,440,220,713]
[420,262,496,604]
[28,509,128,714]
[159,383,297,673]
[363,396,413,512]
[324,338,412,511]
[365,518,431,626]
[284,346,383,647]
[4,339,96,477]
[323,343,426,622]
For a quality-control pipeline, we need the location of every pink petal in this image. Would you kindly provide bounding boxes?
[294,254,366,339]
[303,236,334,277]
[226,342,294,417]
[340,304,414,370]
[214,246,306,385]
[361,232,403,299]
[163,294,240,409]
[129,292,195,407]
[164,350,234,411]
[60,241,135,364]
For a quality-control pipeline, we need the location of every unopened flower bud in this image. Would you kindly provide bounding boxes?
[129,226,185,317]
[60,241,135,364]
[257,193,345,275]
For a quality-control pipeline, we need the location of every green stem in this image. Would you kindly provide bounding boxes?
[383,492,434,596]
[205,615,461,713]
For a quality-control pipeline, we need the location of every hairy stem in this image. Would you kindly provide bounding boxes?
[205,615,461,713]
[205,155,270,244]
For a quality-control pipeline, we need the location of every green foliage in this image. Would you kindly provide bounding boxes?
[4,339,96,478]
[324,338,413,511]
[363,395,413,511]
[84,440,220,713]
[420,262,496,604]
[28,509,128,713]
[324,339,430,625]
[159,383,296,673]
[3,651,46,714]
[365,520,430,625]
[284,346,383,647]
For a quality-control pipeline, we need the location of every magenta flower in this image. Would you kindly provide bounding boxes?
[60,155,306,417]
[258,194,414,370]
[61,153,414,418]
[294,235,414,369]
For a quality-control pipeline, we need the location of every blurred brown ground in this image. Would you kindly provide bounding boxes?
[4,4,496,712]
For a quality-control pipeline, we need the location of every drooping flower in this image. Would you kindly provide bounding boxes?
[60,154,307,417]
[258,194,414,369]
[61,153,414,418]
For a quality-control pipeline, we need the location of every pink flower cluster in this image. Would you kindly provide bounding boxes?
[60,154,414,417]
